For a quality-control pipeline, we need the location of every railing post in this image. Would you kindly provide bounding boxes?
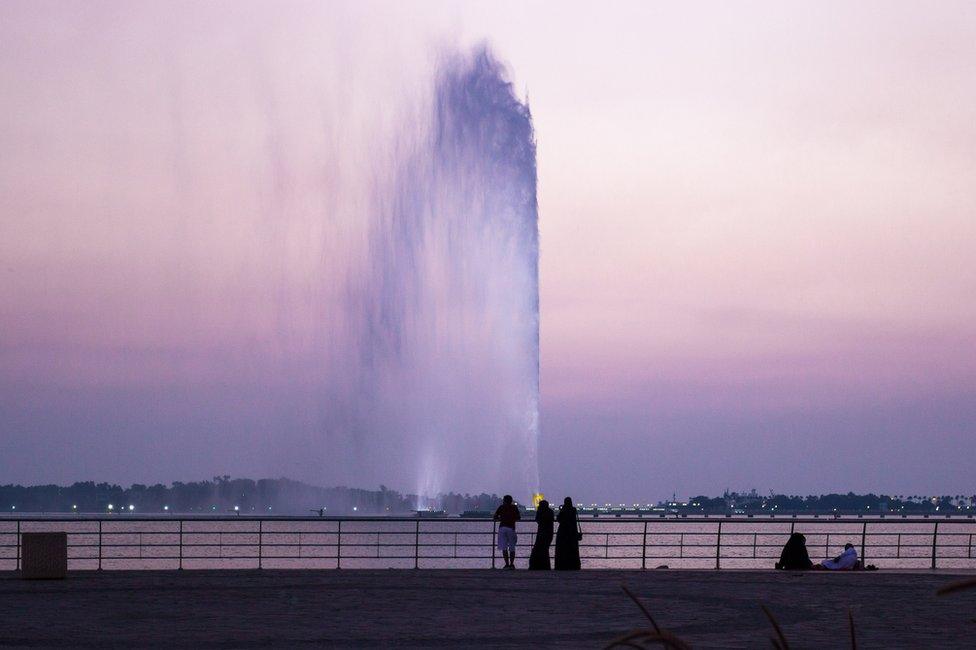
[641,521,647,570]
[752,533,757,559]
[491,522,497,569]
[715,521,722,570]
[414,520,420,569]
[336,520,341,569]
[15,520,20,572]
[258,520,263,570]
[969,533,973,560]
[860,522,867,564]
[178,520,182,570]
[453,532,458,559]
[679,533,684,559]
[931,521,940,570]
[896,533,901,559]
[98,520,103,571]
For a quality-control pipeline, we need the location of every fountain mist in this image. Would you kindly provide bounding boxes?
[348,48,541,502]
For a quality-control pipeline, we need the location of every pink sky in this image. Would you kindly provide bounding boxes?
[1,1,974,500]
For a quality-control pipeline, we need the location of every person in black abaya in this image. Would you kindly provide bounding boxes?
[554,496,581,570]
[775,532,813,570]
[529,500,554,570]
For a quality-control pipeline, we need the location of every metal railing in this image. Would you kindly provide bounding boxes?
[1,516,974,571]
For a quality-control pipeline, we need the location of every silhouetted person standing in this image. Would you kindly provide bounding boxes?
[529,500,554,570]
[494,494,521,569]
[555,496,581,570]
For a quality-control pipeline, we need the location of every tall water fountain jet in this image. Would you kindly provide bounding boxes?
[350,47,540,502]
[0,2,540,498]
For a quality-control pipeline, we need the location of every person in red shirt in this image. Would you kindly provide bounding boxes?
[493,495,522,569]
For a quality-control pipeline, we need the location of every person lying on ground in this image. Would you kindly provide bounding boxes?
[813,543,859,570]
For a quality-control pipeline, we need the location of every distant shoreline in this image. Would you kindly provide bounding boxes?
[3,479,973,517]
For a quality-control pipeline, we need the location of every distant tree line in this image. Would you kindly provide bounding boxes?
[675,490,976,515]
[3,480,973,515]
[0,477,503,515]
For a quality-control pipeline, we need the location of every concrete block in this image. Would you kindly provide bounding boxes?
[21,532,68,579]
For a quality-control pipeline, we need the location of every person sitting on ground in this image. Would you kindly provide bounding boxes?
[493,494,521,569]
[775,532,813,570]
[814,543,859,570]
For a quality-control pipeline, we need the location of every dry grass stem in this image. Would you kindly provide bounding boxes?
[604,636,646,650]
[760,604,791,650]
[605,629,692,650]
[848,608,857,650]
[936,578,976,596]
[610,586,693,649]
[621,585,662,633]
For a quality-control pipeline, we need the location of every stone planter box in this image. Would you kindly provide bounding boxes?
[21,532,68,579]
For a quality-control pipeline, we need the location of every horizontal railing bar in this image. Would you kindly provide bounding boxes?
[8,533,971,540]
[2,540,971,548]
[6,538,973,544]
[63,556,949,562]
[54,539,975,544]
[4,516,974,524]
[8,532,970,539]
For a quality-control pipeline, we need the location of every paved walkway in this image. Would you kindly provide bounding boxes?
[1,569,974,648]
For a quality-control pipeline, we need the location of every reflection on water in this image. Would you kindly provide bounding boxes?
[1,517,973,571]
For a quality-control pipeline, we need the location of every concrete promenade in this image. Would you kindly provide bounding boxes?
[1,569,974,648]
